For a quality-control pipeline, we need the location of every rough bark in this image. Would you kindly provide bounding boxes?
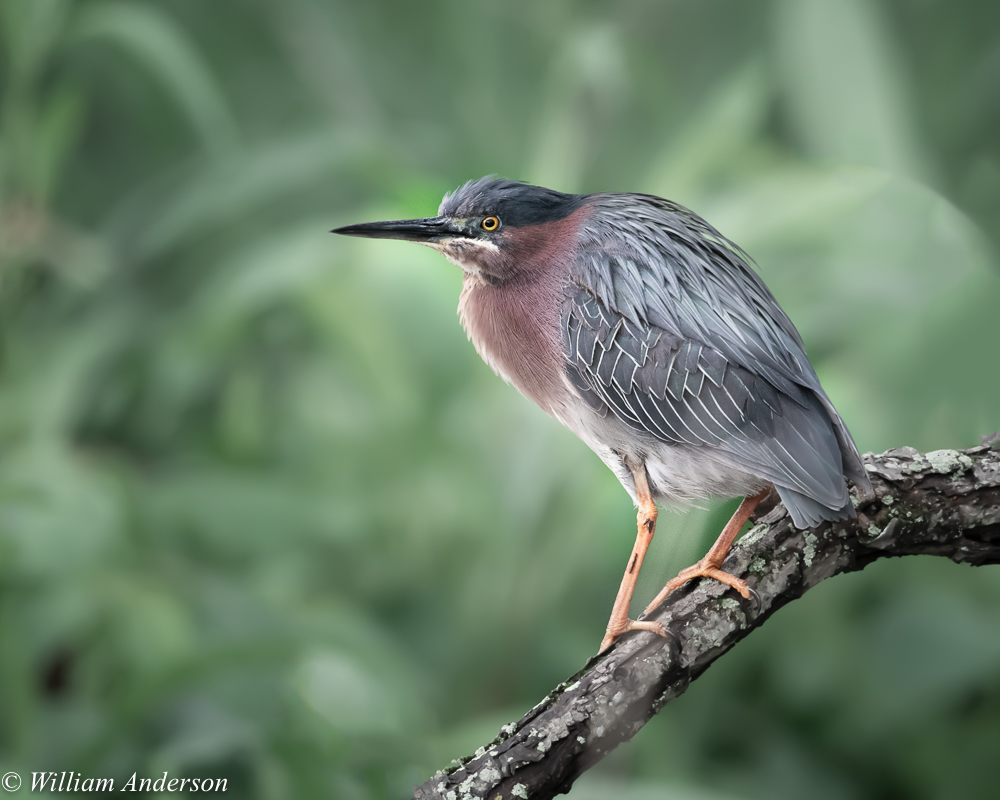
[413,439,1000,800]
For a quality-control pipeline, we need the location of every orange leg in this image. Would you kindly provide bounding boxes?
[599,462,671,653]
[642,488,770,617]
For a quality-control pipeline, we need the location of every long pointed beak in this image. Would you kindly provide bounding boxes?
[330,216,458,243]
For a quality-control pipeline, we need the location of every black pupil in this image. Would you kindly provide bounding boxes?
[484,217,496,229]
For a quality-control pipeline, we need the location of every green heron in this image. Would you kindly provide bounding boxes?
[333,177,870,652]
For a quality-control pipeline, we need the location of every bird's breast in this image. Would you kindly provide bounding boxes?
[457,275,572,418]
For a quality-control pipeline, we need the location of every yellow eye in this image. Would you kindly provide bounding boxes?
[481,216,500,231]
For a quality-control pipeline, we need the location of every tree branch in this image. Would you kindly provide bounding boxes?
[413,439,1000,800]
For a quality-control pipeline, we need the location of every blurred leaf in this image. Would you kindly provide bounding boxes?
[646,61,770,204]
[572,777,752,800]
[28,79,85,202]
[106,132,371,262]
[0,0,71,84]
[0,443,123,579]
[773,0,930,180]
[529,22,629,191]
[853,588,1000,729]
[73,1,237,153]
[293,650,410,737]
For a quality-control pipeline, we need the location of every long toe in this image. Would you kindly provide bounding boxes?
[599,618,670,653]
[701,566,753,599]
[643,563,753,617]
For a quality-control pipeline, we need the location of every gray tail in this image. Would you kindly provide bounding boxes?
[777,485,856,529]
[773,386,871,529]
[815,391,872,494]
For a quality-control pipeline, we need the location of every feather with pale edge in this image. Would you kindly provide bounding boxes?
[564,194,869,527]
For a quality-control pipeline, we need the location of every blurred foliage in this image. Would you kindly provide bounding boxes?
[0,1,998,798]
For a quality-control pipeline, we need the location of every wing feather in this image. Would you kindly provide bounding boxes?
[564,284,857,518]
[563,194,870,522]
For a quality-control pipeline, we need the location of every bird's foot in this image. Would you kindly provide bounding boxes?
[599,616,670,654]
[642,561,754,617]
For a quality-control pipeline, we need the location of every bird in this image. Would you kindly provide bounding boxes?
[332,177,871,653]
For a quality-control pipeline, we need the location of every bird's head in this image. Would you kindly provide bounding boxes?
[332,177,587,284]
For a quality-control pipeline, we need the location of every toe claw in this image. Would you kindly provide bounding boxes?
[649,620,670,641]
[639,619,676,651]
[744,584,762,615]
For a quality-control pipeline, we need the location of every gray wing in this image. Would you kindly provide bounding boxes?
[564,288,853,524]
[565,197,869,524]
[576,195,869,490]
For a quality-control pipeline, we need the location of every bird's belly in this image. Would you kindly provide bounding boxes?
[554,396,769,508]
[640,446,770,507]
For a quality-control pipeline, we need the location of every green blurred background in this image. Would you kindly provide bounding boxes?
[0,0,998,798]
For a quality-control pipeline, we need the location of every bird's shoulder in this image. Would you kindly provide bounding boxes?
[572,193,816,396]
